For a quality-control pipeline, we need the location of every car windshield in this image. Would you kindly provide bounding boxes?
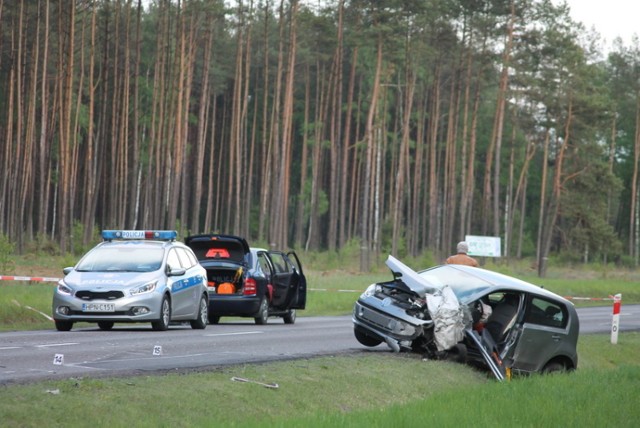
[418,266,493,303]
[75,247,164,272]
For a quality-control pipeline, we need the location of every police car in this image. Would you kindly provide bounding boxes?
[52,230,209,331]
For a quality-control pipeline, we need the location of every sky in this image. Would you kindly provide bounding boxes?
[560,0,639,46]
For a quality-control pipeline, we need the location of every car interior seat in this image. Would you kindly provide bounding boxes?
[485,293,520,343]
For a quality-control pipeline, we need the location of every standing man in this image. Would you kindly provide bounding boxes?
[446,241,479,267]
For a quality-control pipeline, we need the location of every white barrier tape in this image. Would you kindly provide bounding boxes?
[1,275,61,283]
[564,296,614,301]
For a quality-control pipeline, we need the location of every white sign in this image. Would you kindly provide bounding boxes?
[53,354,64,365]
[465,235,501,257]
[153,345,163,356]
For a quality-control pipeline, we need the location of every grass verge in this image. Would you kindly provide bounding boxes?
[1,333,638,427]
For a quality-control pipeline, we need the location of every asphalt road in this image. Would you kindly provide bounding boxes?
[1,305,639,385]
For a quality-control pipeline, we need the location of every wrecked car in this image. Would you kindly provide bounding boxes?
[352,256,579,379]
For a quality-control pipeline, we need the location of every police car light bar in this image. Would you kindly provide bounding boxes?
[102,230,178,241]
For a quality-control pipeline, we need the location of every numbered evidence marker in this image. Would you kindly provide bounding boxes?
[152,345,163,356]
[53,354,64,365]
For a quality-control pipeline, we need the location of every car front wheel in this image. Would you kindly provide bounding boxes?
[54,320,73,332]
[254,298,269,325]
[190,295,208,330]
[152,296,171,331]
[283,309,296,324]
[354,329,382,347]
[98,321,114,331]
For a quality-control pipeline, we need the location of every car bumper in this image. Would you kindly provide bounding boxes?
[352,298,432,345]
[208,294,262,317]
[52,292,162,322]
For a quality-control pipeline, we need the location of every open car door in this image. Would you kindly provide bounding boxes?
[465,292,526,381]
[465,328,507,381]
[287,251,306,310]
[267,251,305,309]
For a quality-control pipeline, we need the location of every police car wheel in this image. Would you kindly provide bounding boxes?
[98,321,114,331]
[55,320,73,332]
[152,296,171,331]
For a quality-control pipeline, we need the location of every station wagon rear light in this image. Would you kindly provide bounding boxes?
[243,278,257,295]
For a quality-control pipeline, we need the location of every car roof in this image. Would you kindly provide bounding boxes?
[420,264,572,305]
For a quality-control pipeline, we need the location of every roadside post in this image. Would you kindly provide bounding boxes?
[611,293,621,345]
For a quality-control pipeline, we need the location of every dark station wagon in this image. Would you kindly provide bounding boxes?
[185,234,306,325]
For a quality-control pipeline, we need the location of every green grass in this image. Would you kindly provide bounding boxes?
[1,333,639,427]
[0,283,56,331]
[297,366,640,428]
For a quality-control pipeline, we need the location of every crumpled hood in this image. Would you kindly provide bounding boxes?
[385,255,439,297]
[386,255,464,351]
[63,270,158,290]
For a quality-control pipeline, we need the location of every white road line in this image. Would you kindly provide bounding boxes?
[0,346,22,350]
[35,342,79,348]
[204,331,262,337]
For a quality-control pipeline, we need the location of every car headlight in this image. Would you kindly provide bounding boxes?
[361,284,379,298]
[56,282,73,296]
[130,281,157,296]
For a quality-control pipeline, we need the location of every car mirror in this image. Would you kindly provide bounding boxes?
[63,267,74,275]
[167,267,186,277]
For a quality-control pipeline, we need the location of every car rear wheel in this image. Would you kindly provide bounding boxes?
[152,296,171,331]
[354,329,383,347]
[190,295,208,330]
[98,321,114,331]
[54,320,73,332]
[254,298,269,325]
[283,309,296,324]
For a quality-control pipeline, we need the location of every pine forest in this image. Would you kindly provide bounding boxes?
[1,0,640,276]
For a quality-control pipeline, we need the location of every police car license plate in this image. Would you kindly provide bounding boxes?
[82,303,115,312]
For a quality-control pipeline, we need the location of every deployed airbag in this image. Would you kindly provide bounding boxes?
[426,285,465,351]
